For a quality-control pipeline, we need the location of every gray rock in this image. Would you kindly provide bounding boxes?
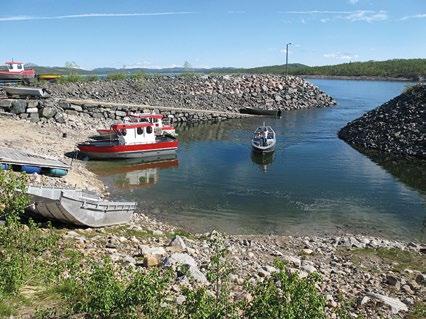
[11,100,27,114]
[169,235,187,252]
[29,113,40,123]
[54,112,65,123]
[41,107,57,119]
[68,104,83,112]
[167,253,208,284]
[366,292,408,314]
[140,246,167,257]
[0,99,12,108]
[282,255,301,267]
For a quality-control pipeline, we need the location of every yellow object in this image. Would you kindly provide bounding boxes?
[38,74,62,81]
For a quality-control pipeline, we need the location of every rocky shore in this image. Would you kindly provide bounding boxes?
[58,214,425,318]
[338,84,425,158]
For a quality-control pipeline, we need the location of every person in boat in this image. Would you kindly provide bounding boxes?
[262,128,268,146]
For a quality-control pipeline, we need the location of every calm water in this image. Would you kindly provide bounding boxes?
[88,79,426,241]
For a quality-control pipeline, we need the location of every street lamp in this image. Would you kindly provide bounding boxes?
[285,42,292,75]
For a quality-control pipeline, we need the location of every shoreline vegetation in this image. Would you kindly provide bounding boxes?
[2,58,422,83]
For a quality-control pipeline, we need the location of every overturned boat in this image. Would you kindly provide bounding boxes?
[4,86,50,98]
[27,186,136,227]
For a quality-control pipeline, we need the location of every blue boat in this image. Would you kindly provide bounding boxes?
[20,165,42,174]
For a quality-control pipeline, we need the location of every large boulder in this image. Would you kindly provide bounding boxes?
[10,100,27,114]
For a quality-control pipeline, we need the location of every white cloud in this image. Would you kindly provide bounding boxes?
[344,10,388,22]
[284,10,388,23]
[349,0,359,4]
[0,12,195,22]
[285,10,352,15]
[324,52,359,60]
[400,13,426,21]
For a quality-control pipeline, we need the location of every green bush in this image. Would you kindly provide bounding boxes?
[86,75,99,82]
[0,169,28,220]
[63,260,175,318]
[131,71,146,81]
[58,73,84,83]
[107,72,127,81]
[245,260,326,319]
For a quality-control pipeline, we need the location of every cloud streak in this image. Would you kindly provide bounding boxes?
[284,10,388,23]
[400,13,426,21]
[324,52,359,60]
[0,12,195,22]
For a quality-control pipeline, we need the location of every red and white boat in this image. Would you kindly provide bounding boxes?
[78,122,178,159]
[0,61,36,82]
[97,113,177,138]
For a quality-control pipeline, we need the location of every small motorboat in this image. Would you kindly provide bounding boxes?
[78,122,179,159]
[251,124,276,153]
[0,61,36,83]
[27,186,136,227]
[97,113,177,139]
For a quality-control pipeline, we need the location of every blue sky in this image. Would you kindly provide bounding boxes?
[1,0,425,69]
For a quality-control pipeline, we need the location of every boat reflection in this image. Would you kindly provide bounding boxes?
[251,151,274,173]
[87,154,178,189]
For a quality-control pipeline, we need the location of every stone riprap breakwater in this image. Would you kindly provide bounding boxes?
[0,96,245,124]
[40,74,336,112]
[338,84,425,158]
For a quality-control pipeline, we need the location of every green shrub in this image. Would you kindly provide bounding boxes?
[178,234,240,319]
[107,72,127,81]
[0,169,28,219]
[58,74,84,83]
[131,71,145,81]
[86,75,99,82]
[245,260,326,319]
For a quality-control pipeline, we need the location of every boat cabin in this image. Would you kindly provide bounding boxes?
[5,61,25,73]
[130,113,165,126]
[112,122,156,145]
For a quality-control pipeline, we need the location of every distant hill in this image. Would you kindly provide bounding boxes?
[16,59,425,80]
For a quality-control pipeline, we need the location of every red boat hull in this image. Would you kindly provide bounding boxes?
[78,139,178,159]
[0,70,36,80]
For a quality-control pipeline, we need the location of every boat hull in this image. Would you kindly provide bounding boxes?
[27,186,136,227]
[78,139,179,159]
[240,107,282,117]
[251,143,276,153]
[0,71,36,81]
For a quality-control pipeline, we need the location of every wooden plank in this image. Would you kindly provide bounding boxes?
[0,147,70,169]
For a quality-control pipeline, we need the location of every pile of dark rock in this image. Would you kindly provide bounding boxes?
[41,74,336,112]
[339,84,425,158]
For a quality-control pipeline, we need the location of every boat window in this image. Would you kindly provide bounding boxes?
[146,126,153,134]
[137,127,144,135]
[17,64,22,69]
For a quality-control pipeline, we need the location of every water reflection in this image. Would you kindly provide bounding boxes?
[352,147,426,194]
[87,155,178,190]
[251,152,275,173]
